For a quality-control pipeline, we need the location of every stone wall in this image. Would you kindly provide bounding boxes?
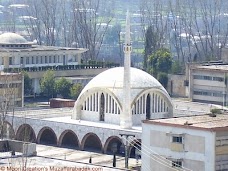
[167,74,188,97]
[0,140,36,156]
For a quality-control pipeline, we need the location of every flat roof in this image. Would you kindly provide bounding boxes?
[143,114,228,131]
[192,64,228,72]
[0,45,87,53]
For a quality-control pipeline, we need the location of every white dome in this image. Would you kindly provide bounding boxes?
[81,67,167,94]
[73,67,173,126]
[0,32,29,44]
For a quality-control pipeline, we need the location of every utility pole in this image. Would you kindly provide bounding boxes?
[120,133,135,169]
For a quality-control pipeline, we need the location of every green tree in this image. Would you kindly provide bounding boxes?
[144,26,160,70]
[70,83,83,100]
[171,61,183,74]
[40,70,56,99]
[22,71,33,95]
[148,48,172,77]
[55,78,72,98]
[157,72,168,89]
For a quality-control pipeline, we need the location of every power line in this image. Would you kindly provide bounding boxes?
[122,136,193,171]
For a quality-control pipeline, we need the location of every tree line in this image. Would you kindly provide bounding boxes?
[24,70,83,100]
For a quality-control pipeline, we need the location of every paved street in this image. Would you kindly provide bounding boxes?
[0,144,141,171]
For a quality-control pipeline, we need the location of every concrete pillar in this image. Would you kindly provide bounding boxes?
[3,56,9,69]
[21,74,24,107]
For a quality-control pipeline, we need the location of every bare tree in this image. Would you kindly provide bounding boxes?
[0,73,21,140]
[69,0,113,61]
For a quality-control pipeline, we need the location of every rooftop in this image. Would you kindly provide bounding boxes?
[192,64,228,72]
[143,113,228,131]
[0,44,87,53]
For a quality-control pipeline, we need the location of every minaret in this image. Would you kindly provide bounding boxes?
[120,11,132,129]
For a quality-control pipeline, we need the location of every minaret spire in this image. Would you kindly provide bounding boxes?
[120,10,132,129]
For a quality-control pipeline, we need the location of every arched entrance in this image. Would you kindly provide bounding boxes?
[16,124,36,142]
[146,94,151,119]
[37,127,57,145]
[129,139,141,158]
[104,136,123,155]
[100,93,105,121]
[59,130,79,149]
[81,133,102,152]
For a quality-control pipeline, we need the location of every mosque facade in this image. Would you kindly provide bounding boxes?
[72,11,173,128]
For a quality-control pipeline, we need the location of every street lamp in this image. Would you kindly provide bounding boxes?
[120,134,135,169]
[111,143,117,167]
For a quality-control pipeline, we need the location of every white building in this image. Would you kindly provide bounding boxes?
[0,32,87,93]
[142,114,228,171]
[189,63,228,105]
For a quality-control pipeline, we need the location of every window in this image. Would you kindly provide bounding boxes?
[172,160,182,168]
[49,56,52,63]
[45,56,48,63]
[203,76,212,80]
[213,77,224,82]
[26,57,29,64]
[172,136,182,143]
[9,57,12,65]
[36,56,39,64]
[32,57,35,64]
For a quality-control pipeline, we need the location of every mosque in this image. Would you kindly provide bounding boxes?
[4,12,173,158]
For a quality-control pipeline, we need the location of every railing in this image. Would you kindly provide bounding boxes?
[4,63,120,73]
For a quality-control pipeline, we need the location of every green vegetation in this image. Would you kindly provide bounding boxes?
[40,70,83,100]
[40,70,56,100]
[22,71,33,96]
[70,83,83,100]
[210,108,222,114]
[55,78,72,98]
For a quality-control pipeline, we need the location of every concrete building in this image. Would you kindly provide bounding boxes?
[0,72,23,107]
[0,32,88,93]
[189,63,228,105]
[142,114,228,171]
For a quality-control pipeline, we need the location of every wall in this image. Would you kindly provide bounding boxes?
[142,123,215,171]
[167,74,187,97]
[6,114,141,150]
[216,131,228,170]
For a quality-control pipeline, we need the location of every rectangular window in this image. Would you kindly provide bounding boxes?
[172,136,182,143]
[40,56,43,64]
[20,57,23,65]
[32,57,35,64]
[213,77,224,82]
[36,56,39,64]
[172,160,182,168]
[203,76,212,80]
[45,56,48,63]
[9,57,12,65]
[26,57,29,64]
[49,56,52,63]
[53,56,56,63]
